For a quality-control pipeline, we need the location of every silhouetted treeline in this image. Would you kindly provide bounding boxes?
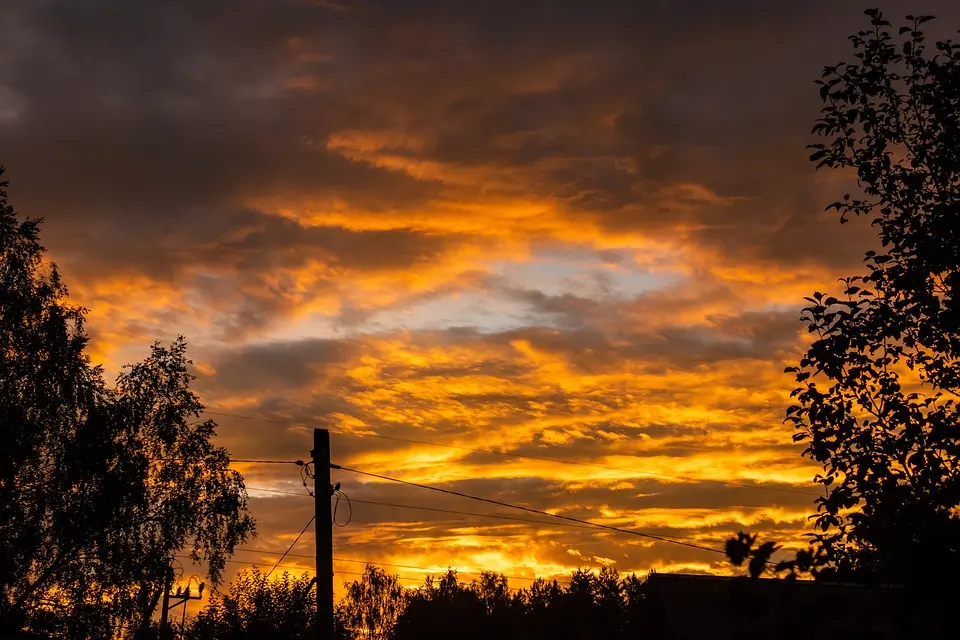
[180,565,655,640]
[182,565,954,640]
[392,566,648,640]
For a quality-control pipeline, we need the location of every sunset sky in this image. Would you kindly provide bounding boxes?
[4,0,960,600]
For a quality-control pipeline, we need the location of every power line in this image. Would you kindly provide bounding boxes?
[234,547,316,560]
[176,556,311,573]
[343,497,704,543]
[246,486,310,497]
[335,558,569,585]
[204,409,818,497]
[179,553,570,587]
[267,515,316,578]
[230,548,570,585]
[244,486,595,526]
[334,569,430,585]
[153,458,303,465]
[243,488,639,533]
[336,465,728,557]
[243,488,704,545]
[332,568,526,592]
[347,497,596,531]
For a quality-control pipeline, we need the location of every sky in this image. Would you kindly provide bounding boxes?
[4,0,960,602]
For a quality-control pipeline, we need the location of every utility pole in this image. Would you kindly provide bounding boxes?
[313,428,334,640]
[158,566,173,640]
[158,568,203,640]
[167,579,204,630]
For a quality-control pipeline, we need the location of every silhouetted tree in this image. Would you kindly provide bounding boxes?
[391,570,487,640]
[620,573,650,639]
[543,567,627,640]
[184,569,339,640]
[390,567,647,640]
[340,566,406,640]
[175,566,656,640]
[728,9,960,592]
[515,577,565,639]
[0,168,255,637]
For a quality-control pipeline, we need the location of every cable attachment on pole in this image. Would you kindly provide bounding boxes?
[332,486,352,527]
[300,461,317,498]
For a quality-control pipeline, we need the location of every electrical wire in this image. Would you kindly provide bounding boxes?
[266,515,316,578]
[171,557,184,580]
[178,554,567,588]
[203,409,818,497]
[334,558,568,584]
[336,465,728,557]
[334,569,430,585]
[300,462,316,498]
[346,497,595,530]
[152,457,304,465]
[333,490,353,527]
[242,487,706,542]
[233,548,315,560]
[246,486,309,497]
[241,487,625,532]
[177,556,310,573]
[228,548,571,585]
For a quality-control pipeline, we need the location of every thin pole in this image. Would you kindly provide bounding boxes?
[313,428,333,639]
[158,565,172,639]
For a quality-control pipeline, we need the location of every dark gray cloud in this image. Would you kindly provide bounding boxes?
[4,0,958,295]
[206,337,351,391]
[3,0,956,585]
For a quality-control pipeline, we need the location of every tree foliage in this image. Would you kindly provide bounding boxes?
[184,569,325,640]
[728,9,960,586]
[186,566,652,640]
[340,566,406,640]
[391,566,646,640]
[0,168,255,637]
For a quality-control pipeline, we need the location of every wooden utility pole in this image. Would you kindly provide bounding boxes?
[158,566,173,640]
[166,580,204,632]
[313,428,334,640]
[158,568,203,640]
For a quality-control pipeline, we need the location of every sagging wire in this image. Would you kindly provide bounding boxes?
[335,464,731,558]
[300,461,316,498]
[266,514,316,578]
[333,487,352,527]
[171,557,184,580]
[299,459,350,525]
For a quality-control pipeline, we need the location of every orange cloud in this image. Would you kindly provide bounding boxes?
[6,0,916,598]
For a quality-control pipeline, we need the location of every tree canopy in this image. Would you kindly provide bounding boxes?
[727,8,960,590]
[184,568,324,640]
[183,566,652,640]
[0,168,256,638]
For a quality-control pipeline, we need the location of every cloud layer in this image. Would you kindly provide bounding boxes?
[4,0,959,601]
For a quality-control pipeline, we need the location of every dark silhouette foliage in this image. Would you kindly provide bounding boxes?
[370,566,652,640]
[0,168,256,637]
[340,566,406,640]
[182,568,349,640]
[185,566,653,640]
[727,7,960,602]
